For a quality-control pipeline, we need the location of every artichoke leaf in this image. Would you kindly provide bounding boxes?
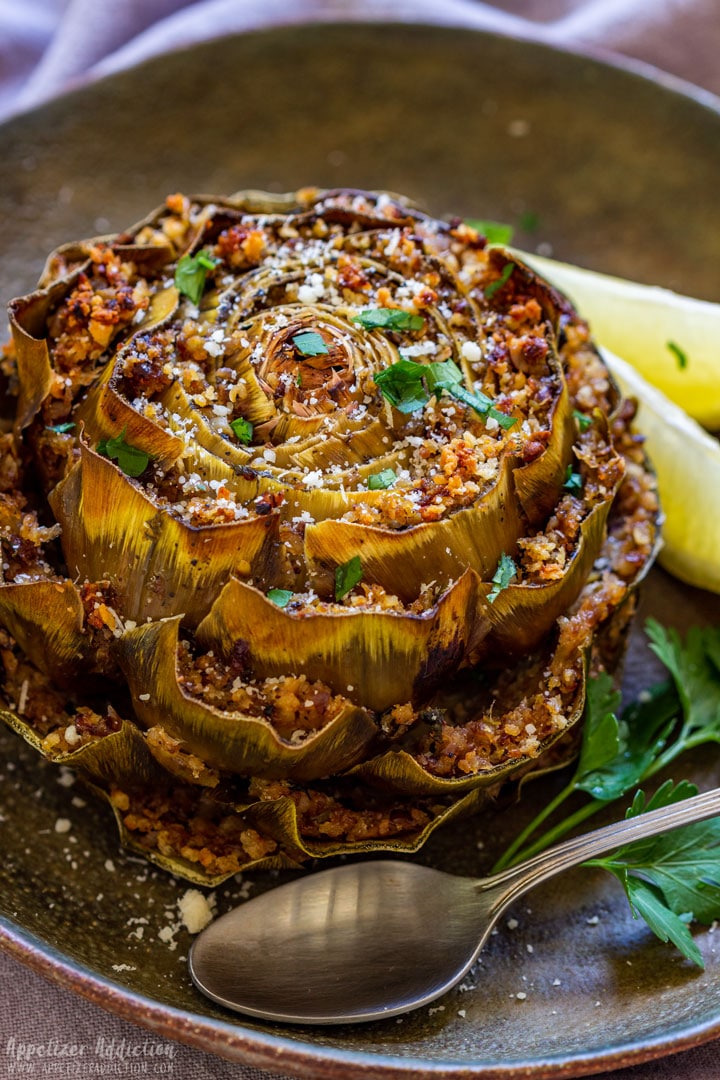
[475,498,613,657]
[195,569,487,712]
[240,783,490,862]
[74,347,186,470]
[0,579,87,686]
[116,617,379,780]
[9,276,75,431]
[304,454,524,602]
[49,443,278,626]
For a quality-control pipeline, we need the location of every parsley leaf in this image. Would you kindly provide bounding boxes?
[96,427,152,478]
[465,219,514,246]
[585,780,720,966]
[484,262,515,299]
[230,417,253,445]
[267,588,293,608]
[335,555,362,601]
[374,357,516,429]
[487,553,517,604]
[353,308,424,332]
[563,464,583,492]
[292,331,329,357]
[374,358,432,414]
[47,421,75,434]
[646,620,720,759]
[573,409,592,432]
[367,468,397,490]
[174,248,220,305]
[667,340,689,370]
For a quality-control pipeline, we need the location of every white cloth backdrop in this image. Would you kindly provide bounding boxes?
[1,2,720,1078]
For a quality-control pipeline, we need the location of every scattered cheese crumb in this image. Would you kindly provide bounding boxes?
[178,888,216,933]
[54,818,71,834]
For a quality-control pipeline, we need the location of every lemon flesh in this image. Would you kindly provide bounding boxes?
[519,252,720,430]
[600,348,720,595]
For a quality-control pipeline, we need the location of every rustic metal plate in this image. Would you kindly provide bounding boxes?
[0,23,719,1079]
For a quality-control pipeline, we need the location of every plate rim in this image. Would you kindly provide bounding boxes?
[1,19,720,1079]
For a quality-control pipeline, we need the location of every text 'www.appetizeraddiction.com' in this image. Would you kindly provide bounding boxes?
[4,1037,178,1076]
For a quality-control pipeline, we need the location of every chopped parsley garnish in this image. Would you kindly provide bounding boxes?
[96,427,153,478]
[47,421,75,434]
[335,555,363,601]
[174,248,220,305]
[464,219,514,246]
[667,340,688,370]
[573,409,593,432]
[267,588,293,608]
[230,417,253,444]
[292,330,329,357]
[374,357,516,429]
[563,464,583,492]
[367,468,397,490]
[353,308,424,332]
[487,553,517,604]
[484,262,515,299]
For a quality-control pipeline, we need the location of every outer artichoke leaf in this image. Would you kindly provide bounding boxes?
[75,353,186,469]
[476,499,613,656]
[304,455,524,602]
[49,444,278,626]
[240,783,489,861]
[0,579,87,686]
[350,646,587,795]
[9,278,70,431]
[195,570,487,712]
[116,618,379,780]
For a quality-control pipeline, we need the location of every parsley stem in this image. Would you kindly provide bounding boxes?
[492,794,605,872]
[491,781,575,872]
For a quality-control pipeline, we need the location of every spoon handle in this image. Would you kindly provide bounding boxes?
[484,785,720,903]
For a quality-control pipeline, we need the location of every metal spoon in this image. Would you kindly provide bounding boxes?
[189,786,720,1025]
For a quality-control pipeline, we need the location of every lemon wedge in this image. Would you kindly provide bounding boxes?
[519,252,720,430]
[600,347,720,594]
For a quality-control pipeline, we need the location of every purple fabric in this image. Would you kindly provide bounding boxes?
[1,2,719,1077]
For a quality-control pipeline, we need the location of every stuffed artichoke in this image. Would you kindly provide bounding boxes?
[0,188,659,883]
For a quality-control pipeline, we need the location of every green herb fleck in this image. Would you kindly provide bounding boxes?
[353,308,424,332]
[573,409,593,432]
[465,219,514,246]
[667,340,688,370]
[335,555,363,601]
[487,553,517,604]
[518,210,539,232]
[484,262,515,299]
[267,588,294,608]
[174,248,220,305]
[292,331,329,357]
[296,372,303,388]
[374,358,433,414]
[374,357,516,429]
[563,464,583,492]
[367,468,397,490]
[230,417,253,445]
[96,427,152,478]
[47,421,75,434]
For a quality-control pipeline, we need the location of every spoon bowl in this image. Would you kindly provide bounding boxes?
[189,786,720,1025]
